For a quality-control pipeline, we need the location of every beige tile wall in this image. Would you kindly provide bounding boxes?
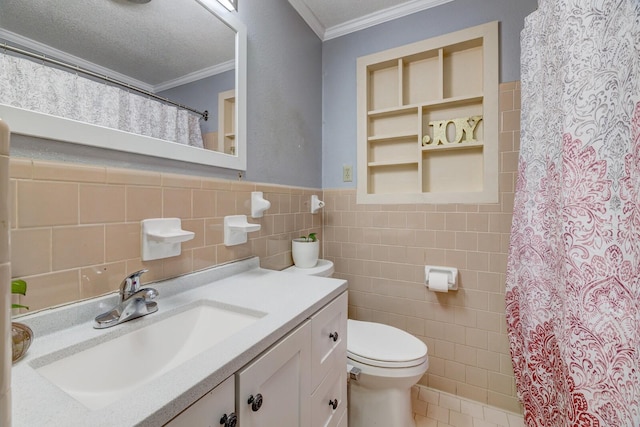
[324,81,521,413]
[10,162,322,312]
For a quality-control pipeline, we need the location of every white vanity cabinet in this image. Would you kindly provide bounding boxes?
[310,292,348,427]
[237,321,312,427]
[164,376,236,427]
[163,291,348,427]
[237,291,348,427]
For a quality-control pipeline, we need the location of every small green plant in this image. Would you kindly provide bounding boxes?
[299,232,317,242]
[11,279,28,310]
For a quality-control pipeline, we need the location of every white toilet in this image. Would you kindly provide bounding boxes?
[284,259,429,427]
[347,319,428,427]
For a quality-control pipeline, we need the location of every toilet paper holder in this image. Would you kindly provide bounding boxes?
[425,265,458,291]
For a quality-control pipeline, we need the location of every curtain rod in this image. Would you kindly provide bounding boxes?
[1,42,209,121]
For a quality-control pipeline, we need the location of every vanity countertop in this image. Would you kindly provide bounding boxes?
[10,257,347,427]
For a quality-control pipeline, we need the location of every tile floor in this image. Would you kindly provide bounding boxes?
[412,386,524,427]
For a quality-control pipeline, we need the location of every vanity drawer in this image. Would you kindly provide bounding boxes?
[311,292,347,391]
[311,364,347,427]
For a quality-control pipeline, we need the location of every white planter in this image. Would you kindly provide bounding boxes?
[291,239,319,268]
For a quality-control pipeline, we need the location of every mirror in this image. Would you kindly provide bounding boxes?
[0,0,247,170]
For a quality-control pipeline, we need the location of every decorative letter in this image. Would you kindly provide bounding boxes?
[458,115,483,143]
[422,115,483,148]
[430,120,448,145]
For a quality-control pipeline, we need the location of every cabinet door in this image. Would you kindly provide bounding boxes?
[311,292,348,390]
[237,320,311,427]
[165,375,235,427]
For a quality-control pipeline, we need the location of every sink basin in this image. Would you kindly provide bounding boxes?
[35,301,264,410]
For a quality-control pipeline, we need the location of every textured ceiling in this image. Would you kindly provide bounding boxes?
[0,0,235,90]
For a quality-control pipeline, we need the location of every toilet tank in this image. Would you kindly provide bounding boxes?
[283,259,334,277]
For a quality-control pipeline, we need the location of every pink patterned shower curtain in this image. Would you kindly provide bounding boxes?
[505,1,640,425]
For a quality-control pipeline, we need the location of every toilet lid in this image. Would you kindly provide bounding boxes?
[347,320,428,368]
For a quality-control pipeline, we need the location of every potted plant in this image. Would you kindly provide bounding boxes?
[11,279,33,363]
[292,232,320,268]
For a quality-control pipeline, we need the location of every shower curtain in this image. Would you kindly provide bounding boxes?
[0,53,204,148]
[505,0,640,425]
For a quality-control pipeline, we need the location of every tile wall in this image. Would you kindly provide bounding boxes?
[9,161,322,312]
[324,81,521,413]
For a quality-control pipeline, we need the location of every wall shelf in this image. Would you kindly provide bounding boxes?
[368,105,419,117]
[367,132,419,142]
[357,21,499,204]
[367,95,483,117]
[421,140,484,152]
[368,160,418,167]
[218,89,236,155]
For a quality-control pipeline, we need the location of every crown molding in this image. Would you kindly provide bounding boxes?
[287,0,325,40]
[325,0,454,40]
[288,0,454,41]
[153,59,235,92]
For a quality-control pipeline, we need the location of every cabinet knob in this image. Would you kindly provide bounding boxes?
[248,393,263,412]
[329,331,339,342]
[219,412,238,427]
[329,398,338,410]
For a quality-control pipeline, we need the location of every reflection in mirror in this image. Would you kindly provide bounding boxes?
[0,0,246,170]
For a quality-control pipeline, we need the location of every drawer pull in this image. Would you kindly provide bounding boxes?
[219,412,238,427]
[329,331,339,342]
[248,393,263,412]
[329,398,338,410]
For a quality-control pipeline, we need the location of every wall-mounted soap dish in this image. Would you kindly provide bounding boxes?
[141,218,194,261]
[224,215,261,246]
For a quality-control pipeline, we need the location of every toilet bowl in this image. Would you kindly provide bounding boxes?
[284,259,429,427]
[347,319,428,427]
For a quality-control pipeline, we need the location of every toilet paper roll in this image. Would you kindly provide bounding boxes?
[428,271,449,292]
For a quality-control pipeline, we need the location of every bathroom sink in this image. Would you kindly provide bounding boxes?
[34,301,265,410]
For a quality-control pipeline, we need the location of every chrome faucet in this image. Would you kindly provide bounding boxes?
[94,269,159,329]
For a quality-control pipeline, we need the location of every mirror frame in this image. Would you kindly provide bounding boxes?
[0,0,247,170]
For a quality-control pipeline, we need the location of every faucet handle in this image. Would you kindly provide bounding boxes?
[119,269,149,299]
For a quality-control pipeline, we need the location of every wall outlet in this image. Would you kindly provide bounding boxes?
[343,165,353,182]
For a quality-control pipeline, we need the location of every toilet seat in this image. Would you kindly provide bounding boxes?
[347,320,428,368]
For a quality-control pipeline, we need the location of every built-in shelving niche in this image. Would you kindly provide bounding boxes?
[218,89,236,155]
[357,21,499,204]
